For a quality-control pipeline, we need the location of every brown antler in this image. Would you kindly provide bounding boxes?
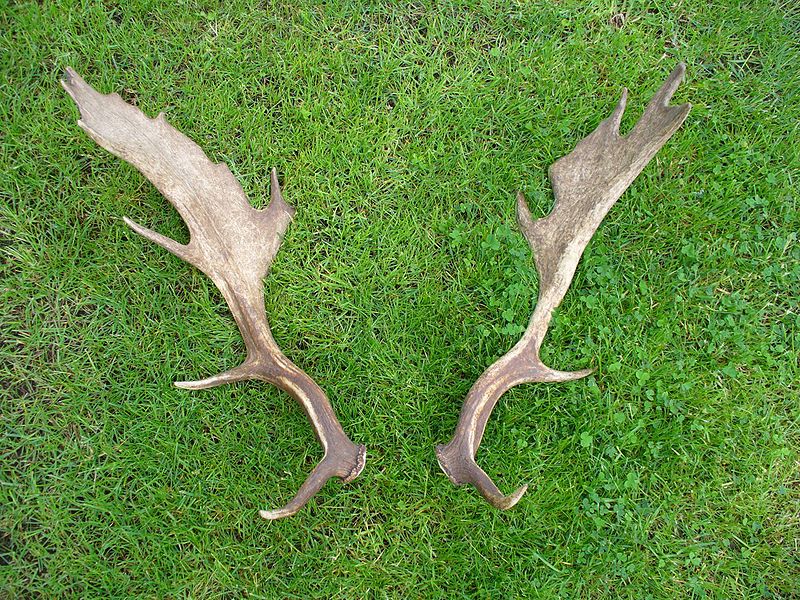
[436,63,691,509]
[62,68,365,519]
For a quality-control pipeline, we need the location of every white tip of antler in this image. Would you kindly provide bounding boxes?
[654,62,686,107]
[534,365,595,383]
[269,167,283,205]
[499,484,529,510]
[175,362,257,390]
[609,88,628,135]
[60,67,85,104]
[259,508,290,520]
[261,167,295,223]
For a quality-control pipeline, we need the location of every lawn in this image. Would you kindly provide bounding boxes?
[1,1,798,597]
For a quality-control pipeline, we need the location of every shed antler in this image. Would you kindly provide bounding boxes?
[436,64,691,509]
[62,68,365,519]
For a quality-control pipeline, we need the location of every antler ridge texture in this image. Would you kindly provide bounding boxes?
[437,64,691,509]
[63,68,365,519]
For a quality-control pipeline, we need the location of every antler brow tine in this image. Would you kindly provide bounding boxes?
[62,68,365,519]
[436,63,691,509]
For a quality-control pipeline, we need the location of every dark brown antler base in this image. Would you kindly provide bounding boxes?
[62,68,365,519]
[437,64,691,510]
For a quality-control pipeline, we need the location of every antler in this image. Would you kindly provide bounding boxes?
[62,68,365,519]
[436,64,691,509]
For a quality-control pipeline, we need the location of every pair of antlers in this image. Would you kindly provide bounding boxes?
[63,64,690,518]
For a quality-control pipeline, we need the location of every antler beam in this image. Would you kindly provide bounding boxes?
[62,68,365,519]
[436,64,691,509]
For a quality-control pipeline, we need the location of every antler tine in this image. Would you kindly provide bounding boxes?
[63,68,365,519]
[437,64,691,509]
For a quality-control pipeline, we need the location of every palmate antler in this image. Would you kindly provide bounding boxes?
[436,64,691,509]
[62,68,365,519]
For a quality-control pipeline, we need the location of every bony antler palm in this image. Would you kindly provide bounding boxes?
[436,64,691,510]
[62,68,365,520]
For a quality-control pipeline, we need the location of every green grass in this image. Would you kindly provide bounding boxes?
[2,0,798,597]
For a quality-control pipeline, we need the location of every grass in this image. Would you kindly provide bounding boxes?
[1,0,798,597]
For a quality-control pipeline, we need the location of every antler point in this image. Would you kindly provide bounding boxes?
[258,509,285,521]
[501,484,529,510]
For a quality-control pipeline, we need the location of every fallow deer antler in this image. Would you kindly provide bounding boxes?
[62,68,366,519]
[436,63,691,509]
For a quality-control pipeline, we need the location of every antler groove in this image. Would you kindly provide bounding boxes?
[437,64,691,509]
[62,68,365,519]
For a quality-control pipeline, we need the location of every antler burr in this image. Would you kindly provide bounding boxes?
[62,68,365,519]
[436,63,691,509]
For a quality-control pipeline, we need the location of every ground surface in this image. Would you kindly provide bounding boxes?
[2,1,798,597]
